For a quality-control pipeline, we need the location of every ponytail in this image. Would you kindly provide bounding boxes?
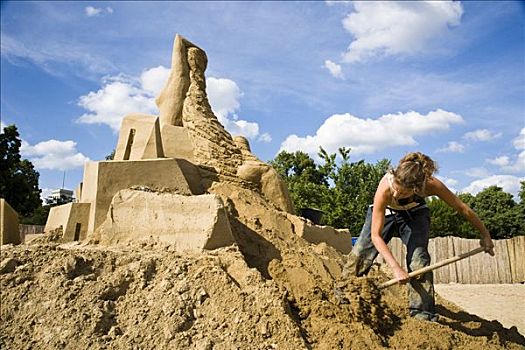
[392,152,437,193]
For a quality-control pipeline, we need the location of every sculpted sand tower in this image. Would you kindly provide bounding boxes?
[44,34,299,251]
[158,35,243,180]
[44,34,353,253]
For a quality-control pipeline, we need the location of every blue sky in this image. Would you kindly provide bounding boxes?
[1,1,524,200]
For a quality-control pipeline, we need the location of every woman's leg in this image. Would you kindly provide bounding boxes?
[398,207,436,320]
[342,206,397,279]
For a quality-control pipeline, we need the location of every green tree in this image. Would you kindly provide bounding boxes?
[320,147,390,233]
[428,193,477,238]
[105,149,115,160]
[428,197,461,237]
[515,181,525,236]
[0,124,42,217]
[269,150,330,211]
[270,148,390,234]
[20,205,50,225]
[429,186,524,239]
[472,186,523,239]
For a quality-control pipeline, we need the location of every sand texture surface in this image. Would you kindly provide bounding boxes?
[435,284,525,336]
[2,235,524,350]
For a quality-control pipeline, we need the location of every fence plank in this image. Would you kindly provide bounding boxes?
[430,237,447,283]
[495,239,512,283]
[508,236,525,283]
[370,236,523,284]
[453,238,469,283]
[19,224,45,235]
[447,236,458,283]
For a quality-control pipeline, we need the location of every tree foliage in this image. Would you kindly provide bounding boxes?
[271,149,524,239]
[105,149,115,160]
[20,205,51,225]
[270,150,330,213]
[428,185,525,239]
[427,193,477,238]
[270,148,390,233]
[0,124,42,217]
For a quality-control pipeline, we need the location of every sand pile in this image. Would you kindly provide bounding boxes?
[2,190,524,349]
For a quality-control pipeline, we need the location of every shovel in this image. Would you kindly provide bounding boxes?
[379,246,486,290]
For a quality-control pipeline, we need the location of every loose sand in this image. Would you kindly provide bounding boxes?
[435,284,525,335]
[2,237,525,349]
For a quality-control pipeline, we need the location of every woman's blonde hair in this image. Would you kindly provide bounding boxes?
[391,152,437,193]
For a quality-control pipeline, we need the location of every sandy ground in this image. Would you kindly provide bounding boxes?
[435,284,525,335]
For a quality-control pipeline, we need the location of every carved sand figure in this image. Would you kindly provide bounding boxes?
[156,34,194,128]
[235,136,295,213]
[44,34,299,247]
[157,35,243,180]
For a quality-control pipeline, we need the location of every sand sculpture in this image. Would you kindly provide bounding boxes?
[0,199,21,245]
[45,34,343,253]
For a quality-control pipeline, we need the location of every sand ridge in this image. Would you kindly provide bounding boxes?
[2,234,524,349]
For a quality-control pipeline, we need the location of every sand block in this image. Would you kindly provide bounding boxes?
[114,114,164,161]
[160,124,195,162]
[1,199,20,245]
[81,158,202,236]
[287,214,352,254]
[44,203,91,241]
[98,189,235,251]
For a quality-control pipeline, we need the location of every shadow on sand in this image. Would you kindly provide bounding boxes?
[436,304,525,347]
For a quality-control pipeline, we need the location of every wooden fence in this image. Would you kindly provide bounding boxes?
[376,236,525,284]
[18,224,45,243]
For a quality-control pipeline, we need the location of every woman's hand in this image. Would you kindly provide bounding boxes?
[393,266,410,284]
[480,235,495,256]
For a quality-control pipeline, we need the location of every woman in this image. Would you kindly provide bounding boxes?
[341,152,494,321]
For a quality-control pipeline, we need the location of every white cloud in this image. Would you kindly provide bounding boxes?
[325,0,351,6]
[460,167,491,178]
[437,141,465,153]
[485,128,525,173]
[514,127,525,150]
[4,122,89,171]
[505,150,525,173]
[85,6,102,16]
[77,75,157,132]
[85,6,113,17]
[77,67,269,141]
[140,65,170,95]
[341,1,463,63]
[462,175,524,199]
[323,60,344,79]
[20,139,90,171]
[207,77,242,121]
[280,108,464,156]
[487,156,510,167]
[258,133,272,143]
[463,129,502,141]
[206,77,269,141]
[227,120,260,139]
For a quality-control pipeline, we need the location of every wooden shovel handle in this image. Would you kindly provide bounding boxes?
[379,246,486,290]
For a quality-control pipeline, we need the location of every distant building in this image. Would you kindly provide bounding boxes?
[45,189,75,206]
